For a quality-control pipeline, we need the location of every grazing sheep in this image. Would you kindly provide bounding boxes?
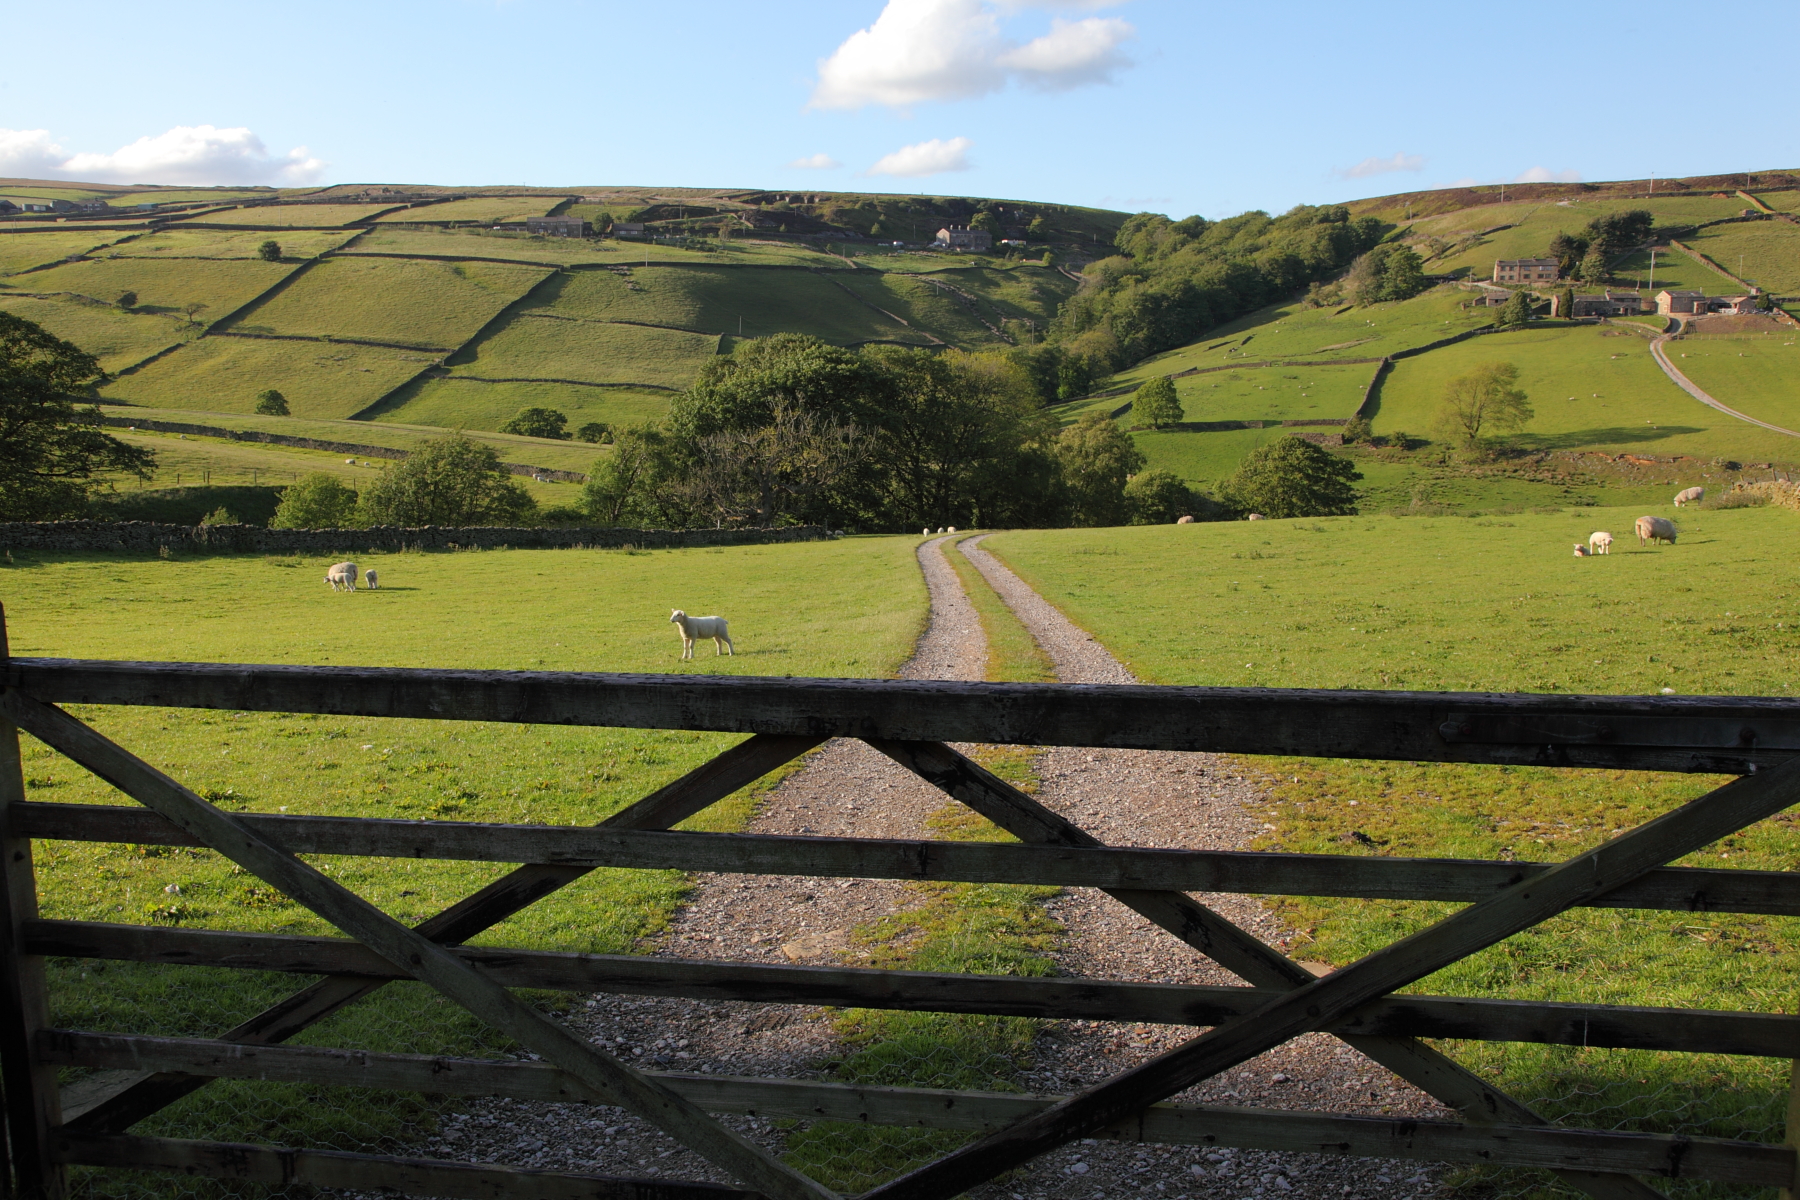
[324,562,359,592]
[1674,486,1705,507]
[1635,515,1678,546]
[670,609,734,660]
[364,569,379,589]
[1573,544,1589,556]
[921,528,930,537]
[947,526,957,533]
[1246,513,1266,521]
[1176,515,1196,524]
[1589,531,1613,555]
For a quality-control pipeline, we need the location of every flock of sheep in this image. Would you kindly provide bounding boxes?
[1573,488,1700,557]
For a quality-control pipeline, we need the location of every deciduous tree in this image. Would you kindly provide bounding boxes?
[1132,376,1184,429]
[254,388,289,416]
[270,473,357,529]
[1056,412,1146,526]
[1435,361,1533,450]
[257,240,282,262]
[1124,469,1196,524]
[1219,436,1361,518]
[499,407,571,439]
[355,433,537,526]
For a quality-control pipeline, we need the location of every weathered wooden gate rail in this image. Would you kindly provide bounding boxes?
[3,648,1800,1200]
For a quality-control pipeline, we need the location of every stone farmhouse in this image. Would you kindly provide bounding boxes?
[525,215,587,238]
[1556,290,1646,318]
[935,225,993,252]
[612,222,647,239]
[1656,289,1763,316]
[1493,258,1560,285]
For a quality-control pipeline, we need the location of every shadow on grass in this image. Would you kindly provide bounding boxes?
[1514,426,1707,452]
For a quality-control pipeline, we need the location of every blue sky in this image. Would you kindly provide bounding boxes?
[3,1,1795,218]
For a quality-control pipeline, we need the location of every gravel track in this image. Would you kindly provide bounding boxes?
[392,534,1455,1200]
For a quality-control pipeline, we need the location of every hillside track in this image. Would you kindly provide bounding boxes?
[1650,331,1800,438]
[384,537,1450,1199]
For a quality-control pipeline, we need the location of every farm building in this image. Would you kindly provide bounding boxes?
[525,216,587,238]
[612,222,647,239]
[1655,289,1763,316]
[935,225,993,252]
[1471,285,1513,307]
[1493,258,1560,284]
[1556,290,1647,317]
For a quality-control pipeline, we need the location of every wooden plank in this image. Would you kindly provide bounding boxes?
[0,606,63,1200]
[52,1132,755,1200]
[18,802,1798,916]
[3,694,837,1200]
[14,658,1800,772]
[56,732,820,1135]
[857,756,1800,1200]
[870,739,1669,1200]
[32,920,1800,1060]
[38,1038,1795,1187]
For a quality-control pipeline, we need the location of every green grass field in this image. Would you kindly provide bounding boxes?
[1370,324,1800,463]
[104,228,361,260]
[230,257,552,349]
[175,203,401,228]
[1412,196,1751,277]
[449,312,721,387]
[0,231,133,276]
[373,196,563,223]
[106,189,277,207]
[0,294,186,372]
[346,226,635,266]
[370,377,674,431]
[100,336,437,419]
[2,535,926,1173]
[1154,361,1377,425]
[1752,191,1800,214]
[1669,335,1800,435]
[14,256,294,320]
[1607,246,1734,294]
[1129,425,1279,489]
[982,510,1800,1187]
[832,271,1003,347]
[1684,221,1800,294]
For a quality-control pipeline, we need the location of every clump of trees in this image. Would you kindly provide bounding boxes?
[500,407,572,439]
[1549,209,1655,281]
[254,389,289,416]
[270,473,358,528]
[1342,243,1427,304]
[0,312,155,520]
[357,434,537,526]
[1219,436,1361,518]
[1435,362,1533,451]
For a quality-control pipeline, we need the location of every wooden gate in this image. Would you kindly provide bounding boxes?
[4,606,1800,1199]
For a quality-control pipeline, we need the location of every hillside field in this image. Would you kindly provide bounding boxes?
[1670,333,1800,432]
[105,228,362,260]
[0,294,186,372]
[173,202,402,227]
[100,335,439,418]
[0,231,134,275]
[1684,220,1800,294]
[1406,195,1750,277]
[374,196,562,223]
[15,256,295,318]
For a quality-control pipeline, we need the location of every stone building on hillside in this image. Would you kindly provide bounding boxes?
[525,215,587,237]
[1558,290,1646,317]
[612,222,647,239]
[1655,289,1764,316]
[1494,258,1560,284]
[934,225,992,252]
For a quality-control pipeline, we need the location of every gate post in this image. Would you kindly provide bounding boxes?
[0,604,65,1199]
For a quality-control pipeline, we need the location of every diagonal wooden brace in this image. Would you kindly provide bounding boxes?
[61,731,823,1133]
[868,739,1670,1200]
[861,748,1800,1200]
[7,693,835,1200]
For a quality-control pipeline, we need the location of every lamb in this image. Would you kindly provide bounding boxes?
[670,610,734,660]
[1674,486,1705,507]
[1573,544,1589,557]
[1635,515,1677,546]
[363,569,379,589]
[324,562,359,591]
[1246,513,1266,521]
[1588,531,1613,555]
[1176,515,1196,524]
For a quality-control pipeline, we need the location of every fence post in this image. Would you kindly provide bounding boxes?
[1782,1059,1800,1200]
[0,603,65,1199]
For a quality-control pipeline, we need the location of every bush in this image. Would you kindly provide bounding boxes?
[253,389,289,416]
[256,240,282,262]
[356,433,537,527]
[499,407,572,440]
[1124,470,1196,524]
[198,506,238,526]
[115,291,137,310]
[1341,414,1371,444]
[269,473,358,529]
[1132,376,1183,429]
[1220,436,1361,518]
[575,422,613,444]
[538,505,590,526]
[1496,290,1534,328]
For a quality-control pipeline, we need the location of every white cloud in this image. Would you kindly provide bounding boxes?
[1514,165,1581,183]
[810,0,1133,111]
[1334,151,1425,180]
[787,152,842,170]
[0,125,325,185]
[866,136,974,177]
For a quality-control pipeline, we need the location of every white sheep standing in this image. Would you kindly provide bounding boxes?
[1673,486,1704,507]
[1636,515,1678,546]
[324,562,359,592]
[1588,531,1613,555]
[670,609,734,660]
[921,527,930,537]
[363,568,379,589]
[947,526,957,533]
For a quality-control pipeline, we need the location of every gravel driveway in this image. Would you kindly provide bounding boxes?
[391,534,1457,1200]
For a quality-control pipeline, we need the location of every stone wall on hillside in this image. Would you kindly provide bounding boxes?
[0,521,834,556]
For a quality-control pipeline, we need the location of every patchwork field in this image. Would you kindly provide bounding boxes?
[13,256,294,319]
[532,266,919,343]
[0,294,186,372]
[0,231,132,276]
[1,534,926,1164]
[374,196,563,223]
[99,336,437,418]
[104,228,361,260]
[174,202,402,227]
[370,377,674,431]
[832,271,1001,346]
[1410,195,1750,277]
[1155,360,1377,425]
[1608,246,1735,294]
[229,257,552,349]
[447,312,721,387]
[1671,334,1800,434]
[1752,190,1800,213]
[1684,220,1800,294]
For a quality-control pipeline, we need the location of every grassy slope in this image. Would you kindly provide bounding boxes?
[448,315,720,387]
[374,197,561,223]
[0,295,186,372]
[13,256,294,316]
[100,336,438,419]
[234,257,552,349]
[983,512,1800,1169]
[1684,221,1800,294]
[175,203,399,227]
[1753,191,1800,213]
[370,378,675,432]
[1371,324,1800,463]
[1671,334,1800,435]
[106,228,361,259]
[353,226,845,268]
[1608,246,1736,294]
[5,535,926,1161]
[1161,360,1378,425]
[0,231,133,275]
[1410,196,1749,277]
